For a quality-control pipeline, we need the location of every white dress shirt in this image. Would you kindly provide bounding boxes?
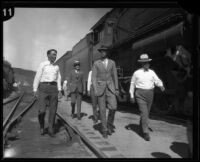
[129,68,163,98]
[87,70,92,92]
[33,60,62,92]
[102,58,108,68]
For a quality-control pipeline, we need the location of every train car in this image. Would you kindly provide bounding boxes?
[90,8,194,114]
[56,8,194,115]
[56,33,93,89]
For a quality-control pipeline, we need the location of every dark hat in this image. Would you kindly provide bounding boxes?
[98,45,109,52]
[138,54,152,62]
[74,60,80,66]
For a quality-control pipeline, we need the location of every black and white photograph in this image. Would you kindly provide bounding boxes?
[2,1,198,159]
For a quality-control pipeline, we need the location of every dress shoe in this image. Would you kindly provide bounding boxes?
[102,132,108,139]
[48,128,55,137]
[71,114,75,119]
[107,127,114,135]
[77,116,81,120]
[143,133,150,141]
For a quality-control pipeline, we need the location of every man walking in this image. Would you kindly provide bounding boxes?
[68,60,85,120]
[129,53,165,141]
[33,49,62,137]
[87,62,99,124]
[63,78,68,101]
[92,46,119,138]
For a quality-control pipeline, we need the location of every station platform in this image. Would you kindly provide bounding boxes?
[57,97,190,158]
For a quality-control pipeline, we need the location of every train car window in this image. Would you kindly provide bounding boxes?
[93,31,100,45]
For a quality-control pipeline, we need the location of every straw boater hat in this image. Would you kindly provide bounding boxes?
[98,45,109,52]
[138,54,152,62]
[74,60,80,66]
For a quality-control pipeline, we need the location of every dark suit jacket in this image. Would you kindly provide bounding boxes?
[92,59,118,96]
[68,69,85,93]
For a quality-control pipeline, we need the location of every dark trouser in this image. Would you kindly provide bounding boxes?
[71,89,82,118]
[98,86,117,133]
[135,88,154,134]
[37,83,58,132]
[90,86,98,120]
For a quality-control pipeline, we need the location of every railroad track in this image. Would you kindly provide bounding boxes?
[3,92,36,147]
[3,92,107,158]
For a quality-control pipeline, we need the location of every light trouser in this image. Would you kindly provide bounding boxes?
[98,86,117,133]
[90,85,98,121]
[37,83,58,133]
[135,88,154,134]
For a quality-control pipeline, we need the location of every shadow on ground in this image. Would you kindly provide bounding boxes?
[170,142,190,158]
[151,152,171,158]
[125,123,143,138]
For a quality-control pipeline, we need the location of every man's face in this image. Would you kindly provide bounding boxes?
[75,65,80,70]
[142,62,150,70]
[100,50,107,59]
[48,50,57,63]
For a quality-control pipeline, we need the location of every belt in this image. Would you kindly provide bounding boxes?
[41,82,57,85]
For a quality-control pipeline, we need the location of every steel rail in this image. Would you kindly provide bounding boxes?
[56,112,108,158]
[3,92,25,129]
[3,94,20,105]
[3,97,36,146]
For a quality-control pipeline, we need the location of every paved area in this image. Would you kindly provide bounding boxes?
[58,97,190,158]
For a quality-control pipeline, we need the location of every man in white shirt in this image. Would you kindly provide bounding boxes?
[87,63,98,124]
[63,78,68,101]
[33,49,62,137]
[129,53,165,141]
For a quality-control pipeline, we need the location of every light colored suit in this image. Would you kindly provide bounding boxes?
[92,59,118,97]
[92,58,118,133]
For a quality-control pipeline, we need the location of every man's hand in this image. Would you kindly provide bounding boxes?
[115,89,119,96]
[58,91,62,99]
[87,91,90,95]
[130,97,135,103]
[160,86,165,92]
[83,91,86,95]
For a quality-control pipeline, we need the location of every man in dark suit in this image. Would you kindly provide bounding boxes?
[68,60,86,120]
[92,46,119,138]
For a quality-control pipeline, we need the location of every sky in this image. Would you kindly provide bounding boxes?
[3,8,111,71]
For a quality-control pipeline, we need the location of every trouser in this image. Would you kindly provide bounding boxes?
[64,89,68,100]
[90,86,98,120]
[135,88,154,134]
[71,89,82,118]
[98,86,117,133]
[37,83,58,132]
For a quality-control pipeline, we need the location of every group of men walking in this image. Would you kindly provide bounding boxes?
[33,46,165,141]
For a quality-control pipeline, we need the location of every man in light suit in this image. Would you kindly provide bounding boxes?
[92,46,119,138]
[68,60,86,120]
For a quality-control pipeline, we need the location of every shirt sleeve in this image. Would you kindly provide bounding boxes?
[87,71,92,92]
[57,67,62,91]
[152,70,163,87]
[129,73,136,98]
[33,62,43,92]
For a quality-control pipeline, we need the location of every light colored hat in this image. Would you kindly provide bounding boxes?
[138,54,152,62]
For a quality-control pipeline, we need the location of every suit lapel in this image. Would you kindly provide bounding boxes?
[106,59,111,71]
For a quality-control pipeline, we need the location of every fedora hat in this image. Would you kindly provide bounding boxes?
[138,54,152,62]
[98,45,109,52]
